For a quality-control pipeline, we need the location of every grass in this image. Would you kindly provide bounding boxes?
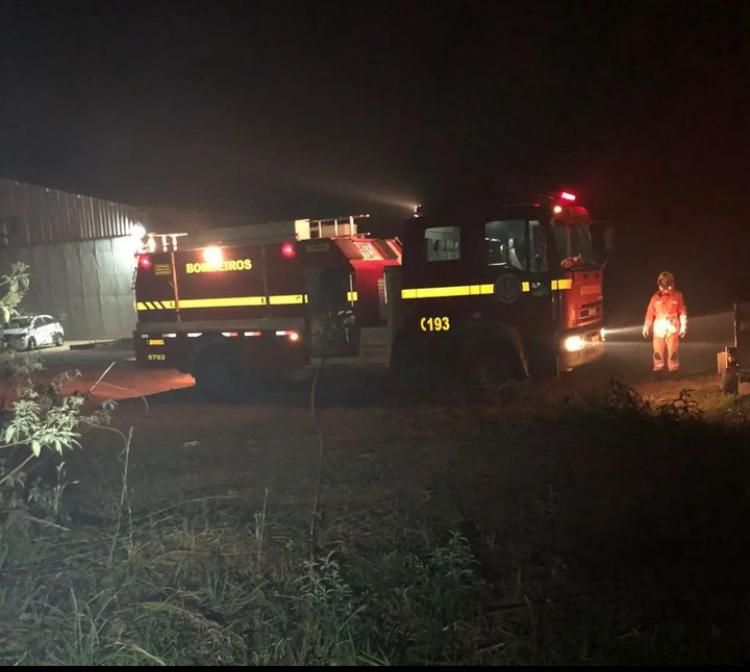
[3,378,750,665]
[0,500,495,665]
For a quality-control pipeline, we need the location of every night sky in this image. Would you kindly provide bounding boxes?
[0,0,747,317]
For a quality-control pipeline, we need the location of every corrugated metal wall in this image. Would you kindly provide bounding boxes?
[0,237,136,340]
[0,179,143,340]
[0,178,145,246]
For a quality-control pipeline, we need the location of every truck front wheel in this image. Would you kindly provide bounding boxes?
[463,339,524,399]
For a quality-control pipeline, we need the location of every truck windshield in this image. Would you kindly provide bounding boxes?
[552,222,596,269]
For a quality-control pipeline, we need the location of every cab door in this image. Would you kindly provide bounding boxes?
[401,217,483,341]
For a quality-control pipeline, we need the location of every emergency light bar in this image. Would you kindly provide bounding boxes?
[549,190,581,217]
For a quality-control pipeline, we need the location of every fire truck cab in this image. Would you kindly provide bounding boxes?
[395,192,607,382]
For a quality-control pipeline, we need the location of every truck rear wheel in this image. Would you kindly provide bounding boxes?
[193,346,244,402]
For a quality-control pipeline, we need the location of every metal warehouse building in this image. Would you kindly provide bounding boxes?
[0,178,149,340]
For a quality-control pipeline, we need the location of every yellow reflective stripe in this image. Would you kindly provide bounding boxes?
[401,284,495,299]
[552,278,573,290]
[148,338,165,346]
[139,280,534,309]
[419,286,469,298]
[178,296,267,308]
[137,300,175,310]
[269,294,306,305]
[137,296,270,309]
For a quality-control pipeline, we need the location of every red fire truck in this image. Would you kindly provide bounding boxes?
[133,193,610,399]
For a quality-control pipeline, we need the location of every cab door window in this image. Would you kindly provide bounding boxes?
[425,226,461,262]
[485,219,527,270]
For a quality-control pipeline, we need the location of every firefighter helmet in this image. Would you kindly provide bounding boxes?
[657,271,675,290]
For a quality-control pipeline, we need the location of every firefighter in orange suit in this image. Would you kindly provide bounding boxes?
[642,271,687,373]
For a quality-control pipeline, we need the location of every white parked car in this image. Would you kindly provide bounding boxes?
[3,315,65,351]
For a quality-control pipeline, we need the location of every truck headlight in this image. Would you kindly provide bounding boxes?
[563,335,585,352]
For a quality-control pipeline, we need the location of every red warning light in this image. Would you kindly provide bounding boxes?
[281,242,296,259]
[138,254,153,270]
[560,191,576,202]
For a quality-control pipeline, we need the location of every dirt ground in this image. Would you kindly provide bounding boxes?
[57,358,742,533]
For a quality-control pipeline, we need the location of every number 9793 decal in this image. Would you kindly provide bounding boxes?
[419,316,451,332]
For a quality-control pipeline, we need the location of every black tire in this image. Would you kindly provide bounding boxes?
[462,339,522,400]
[193,346,244,402]
[720,369,739,396]
[53,333,64,347]
[26,337,36,352]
